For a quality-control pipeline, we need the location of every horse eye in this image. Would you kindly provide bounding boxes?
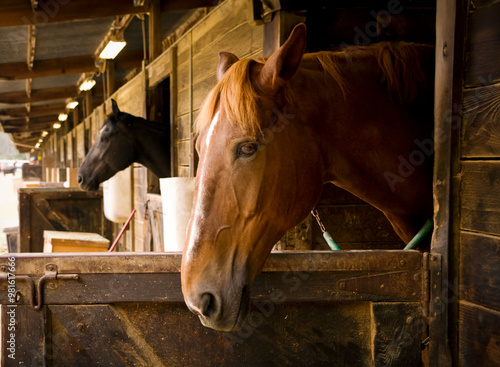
[238,143,258,157]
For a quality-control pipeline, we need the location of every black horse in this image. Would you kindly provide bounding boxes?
[78,100,170,191]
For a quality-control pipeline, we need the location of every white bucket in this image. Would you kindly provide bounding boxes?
[103,167,132,223]
[160,177,195,252]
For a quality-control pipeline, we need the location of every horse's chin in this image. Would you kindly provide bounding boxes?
[79,180,100,191]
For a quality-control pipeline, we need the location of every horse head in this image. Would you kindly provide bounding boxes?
[77,100,137,191]
[181,24,324,331]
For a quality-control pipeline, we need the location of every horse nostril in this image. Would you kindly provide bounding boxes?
[200,292,218,318]
[77,174,84,185]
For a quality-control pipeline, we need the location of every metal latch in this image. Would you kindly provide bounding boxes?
[0,263,79,310]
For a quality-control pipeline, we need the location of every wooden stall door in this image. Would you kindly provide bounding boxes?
[18,188,113,253]
[0,251,430,367]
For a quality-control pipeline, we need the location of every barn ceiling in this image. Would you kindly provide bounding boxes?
[0,0,215,152]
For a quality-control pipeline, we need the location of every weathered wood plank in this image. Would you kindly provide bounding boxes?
[460,161,500,236]
[176,60,190,93]
[147,48,172,88]
[192,74,217,110]
[459,301,500,367]
[371,302,423,367]
[174,140,191,166]
[116,301,372,367]
[464,2,500,87]
[0,251,422,274]
[312,205,404,245]
[461,82,500,157]
[0,269,423,306]
[460,231,500,312]
[175,114,191,140]
[192,22,263,85]
[49,305,166,366]
[191,0,248,56]
[49,312,94,367]
[1,305,47,366]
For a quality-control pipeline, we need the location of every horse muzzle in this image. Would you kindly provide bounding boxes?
[183,283,251,331]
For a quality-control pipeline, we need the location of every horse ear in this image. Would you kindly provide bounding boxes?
[217,52,239,81]
[258,23,307,92]
[111,99,120,115]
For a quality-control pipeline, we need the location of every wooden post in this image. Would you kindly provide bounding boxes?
[105,60,115,98]
[262,1,306,56]
[148,0,161,62]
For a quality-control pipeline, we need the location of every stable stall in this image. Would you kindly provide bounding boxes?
[0,0,499,366]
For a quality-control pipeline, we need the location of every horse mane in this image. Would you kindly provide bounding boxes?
[314,42,433,104]
[196,42,433,136]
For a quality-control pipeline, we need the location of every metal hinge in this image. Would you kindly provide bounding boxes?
[0,263,79,310]
[421,252,442,319]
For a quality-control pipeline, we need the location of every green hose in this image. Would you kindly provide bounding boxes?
[404,219,433,250]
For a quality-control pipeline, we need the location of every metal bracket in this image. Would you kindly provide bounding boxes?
[0,263,79,310]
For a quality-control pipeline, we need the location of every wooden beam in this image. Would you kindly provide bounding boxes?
[161,0,215,12]
[27,25,36,71]
[0,102,66,118]
[3,114,59,127]
[0,55,97,80]
[4,123,55,134]
[105,60,115,98]
[0,0,150,27]
[0,86,78,104]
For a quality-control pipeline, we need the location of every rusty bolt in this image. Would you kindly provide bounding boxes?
[400,259,406,266]
[47,282,56,290]
[338,281,346,290]
[46,264,55,272]
[77,323,85,332]
[406,316,414,324]
[0,265,7,272]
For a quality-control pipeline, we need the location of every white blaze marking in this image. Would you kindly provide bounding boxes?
[206,110,220,148]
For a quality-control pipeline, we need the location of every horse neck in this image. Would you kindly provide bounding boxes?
[129,119,170,177]
[293,54,433,219]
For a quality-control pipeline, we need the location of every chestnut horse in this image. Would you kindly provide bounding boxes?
[182,23,434,331]
[77,100,170,191]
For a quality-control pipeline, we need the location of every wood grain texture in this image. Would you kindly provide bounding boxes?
[460,161,500,236]
[464,1,500,87]
[2,306,46,367]
[458,301,500,367]
[460,231,500,312]
[461,82,500,157]
[49,305,165,367]
[371,302,423,367]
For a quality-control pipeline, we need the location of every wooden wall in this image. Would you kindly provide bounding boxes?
[456,1,500,365]
[148,0,264,177]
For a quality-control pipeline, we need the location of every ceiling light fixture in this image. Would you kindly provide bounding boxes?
[79,79,96,92]
[41,131,49,137]
[58,113,68,121]
[99,34,127,59]
[66,99,79,109]
[53,122,62,129]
